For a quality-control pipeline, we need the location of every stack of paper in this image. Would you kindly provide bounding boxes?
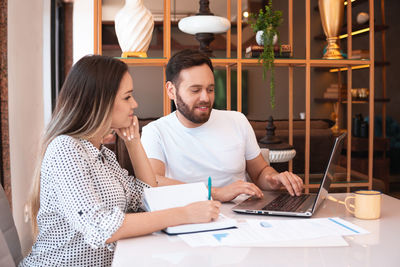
[143,183,237,235]
[179,217,369,248]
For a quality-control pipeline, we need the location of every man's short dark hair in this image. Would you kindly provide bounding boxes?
[166,49,214,87]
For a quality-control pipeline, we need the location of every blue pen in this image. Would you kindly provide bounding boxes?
[208,176,212,200]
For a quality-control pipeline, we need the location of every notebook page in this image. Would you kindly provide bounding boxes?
[143,182,209,211]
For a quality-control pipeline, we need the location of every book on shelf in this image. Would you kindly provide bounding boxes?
[328,83,340,88]
[143,183,237,235]
[323,92,345,99]
[349,50,369,59]
[327,83,347,89]
[245,44,292,58]
[323,84,347,99]
[326,87,340,93]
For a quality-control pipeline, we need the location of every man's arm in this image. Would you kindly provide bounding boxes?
[140,124,182,186]
[148,158,263,202]
[246,154,303,196]
[149,159,183,186]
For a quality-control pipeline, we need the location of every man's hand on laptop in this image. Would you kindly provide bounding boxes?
[267,171,303,196]
[212,180,264,202]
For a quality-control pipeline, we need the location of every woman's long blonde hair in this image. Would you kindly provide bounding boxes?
[30,55,128,236]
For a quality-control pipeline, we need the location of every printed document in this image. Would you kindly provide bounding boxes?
[179,217,368,247]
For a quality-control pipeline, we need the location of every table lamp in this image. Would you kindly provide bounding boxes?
[178,0,231,57]
[258,116,296,163]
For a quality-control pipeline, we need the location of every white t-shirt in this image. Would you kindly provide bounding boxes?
[141,109,261,187]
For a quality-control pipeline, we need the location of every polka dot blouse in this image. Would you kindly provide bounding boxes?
[20,135,150,267]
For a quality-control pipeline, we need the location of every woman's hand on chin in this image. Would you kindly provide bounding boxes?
[113,116,140,142]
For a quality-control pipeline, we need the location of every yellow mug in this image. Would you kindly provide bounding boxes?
[345,190,382,220]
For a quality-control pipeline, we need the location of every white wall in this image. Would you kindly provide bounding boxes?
[42,1,52,125]
[73,0,95,63]
[7,0,95,255]
[7,0,96,255]
[8,0,48,255]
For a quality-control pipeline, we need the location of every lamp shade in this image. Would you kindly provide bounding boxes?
[178,15,231,35]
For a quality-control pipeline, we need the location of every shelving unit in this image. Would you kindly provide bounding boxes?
[93,0,376,193]
[315,0,389,191]
[314,98,389,104]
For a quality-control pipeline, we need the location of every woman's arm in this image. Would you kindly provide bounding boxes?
[125,137,157,187]
[114,116,157,187]
[106,200,221,243]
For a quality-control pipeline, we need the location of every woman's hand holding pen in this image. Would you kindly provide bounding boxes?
[114,116,140,142]
[183,201,221,224]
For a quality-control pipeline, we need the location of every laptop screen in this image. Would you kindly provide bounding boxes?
[311,133,346,212]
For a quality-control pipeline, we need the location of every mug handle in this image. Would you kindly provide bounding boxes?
[344,196,356,214]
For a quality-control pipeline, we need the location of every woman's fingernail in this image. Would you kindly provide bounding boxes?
[123,132,126,137]
[133,121,136,126]
[130,134,134,139]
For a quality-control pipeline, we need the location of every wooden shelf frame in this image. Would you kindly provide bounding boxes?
[341,0,375,192]
[117,58,168,66]
[94,0,377,192]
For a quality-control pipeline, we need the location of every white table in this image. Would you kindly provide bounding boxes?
[112,193,400,267]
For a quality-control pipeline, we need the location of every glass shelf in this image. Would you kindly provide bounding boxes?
[212,58,372,67]
[114,56,372,68]
[307,173,368,185]
[314,98,390,104]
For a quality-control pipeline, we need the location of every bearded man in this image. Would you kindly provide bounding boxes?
[141,49,303,202]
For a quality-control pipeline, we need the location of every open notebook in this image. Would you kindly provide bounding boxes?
[143,183,237,235]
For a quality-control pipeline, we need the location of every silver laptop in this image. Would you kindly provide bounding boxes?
[232,133,346,217]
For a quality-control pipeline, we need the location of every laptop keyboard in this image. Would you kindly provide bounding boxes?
[262,194,310,212]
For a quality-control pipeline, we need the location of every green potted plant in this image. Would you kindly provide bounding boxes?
[250,1,282,109]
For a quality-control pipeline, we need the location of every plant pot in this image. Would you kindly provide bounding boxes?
[256,30,277,46]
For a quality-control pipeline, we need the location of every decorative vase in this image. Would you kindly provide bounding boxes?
[331,102,340,133]
[114,0,154,58]
[318,0,345,59]
[255,30,277,46]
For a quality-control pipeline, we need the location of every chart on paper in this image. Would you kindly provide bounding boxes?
[179,217,368,247]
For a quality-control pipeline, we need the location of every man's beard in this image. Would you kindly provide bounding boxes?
[175,92,212,124]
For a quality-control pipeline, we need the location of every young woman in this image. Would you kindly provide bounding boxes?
[20,55,221,267]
